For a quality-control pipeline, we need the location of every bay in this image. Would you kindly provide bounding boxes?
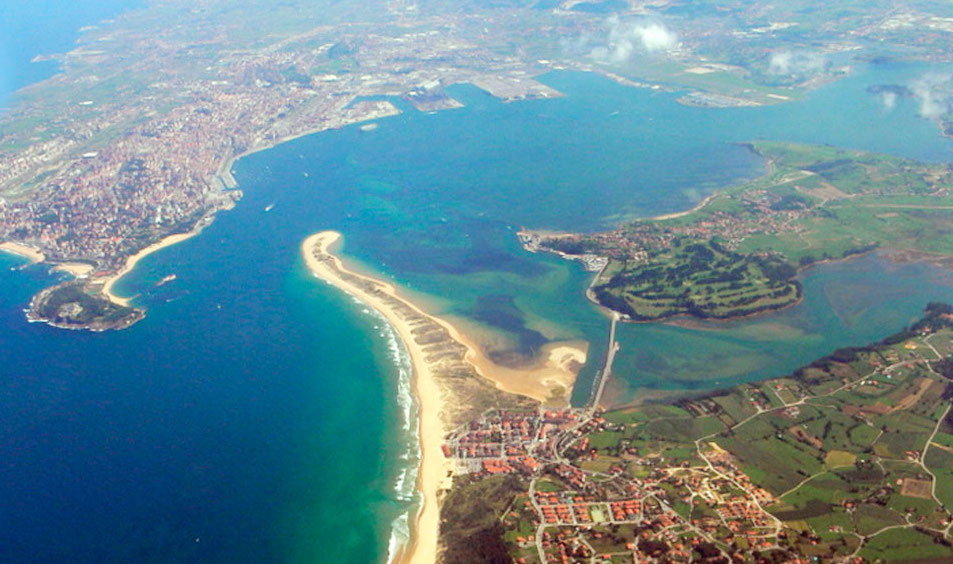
[1,57,953,564]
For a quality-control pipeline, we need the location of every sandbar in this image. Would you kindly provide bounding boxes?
[301,230,585,564]
[302,231,447,564]
[453,327,587,403]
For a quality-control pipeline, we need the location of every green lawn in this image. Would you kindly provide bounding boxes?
[860,527,953,561]
[546,141,953,322]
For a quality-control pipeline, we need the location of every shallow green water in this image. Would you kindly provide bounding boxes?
[1,61,953,563]
[607,253,953,404]
[235,64,953,407]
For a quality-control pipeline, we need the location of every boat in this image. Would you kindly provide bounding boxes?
[156,274,177,287]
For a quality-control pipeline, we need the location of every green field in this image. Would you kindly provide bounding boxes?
[576,307,953,560]
[540,142,953,321]
[592,239,801,320]
[446,314,953,563]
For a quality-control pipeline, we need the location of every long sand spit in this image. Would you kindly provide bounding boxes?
[301,231,582,564]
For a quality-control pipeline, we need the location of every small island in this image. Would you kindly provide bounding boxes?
[29,280,143,331]
[522,141,953,321]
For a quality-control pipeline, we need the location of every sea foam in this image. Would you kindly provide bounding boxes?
[351,297,422,563]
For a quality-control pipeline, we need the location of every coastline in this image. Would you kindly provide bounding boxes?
[7,98,401,328]
[9,119,338,309]
[301,231,448,564]
[0,241,46,264]
[304,233,586,404]
[650,192,718,221]
[100,226,204,307]
[6,223,209,332]
[656,291,806,329]
[52,262,95,277]
[214,128,326,188]
[301,231,586,564]
[212,102,403,191]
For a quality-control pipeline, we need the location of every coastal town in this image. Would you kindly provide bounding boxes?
[443,405,794,563]
[440,303,953,563]
[0,10,564,273]
[5,1,953,563]
[0,3,573,327]
[5,0,953,330]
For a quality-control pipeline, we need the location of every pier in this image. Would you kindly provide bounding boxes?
[587,312,619,409]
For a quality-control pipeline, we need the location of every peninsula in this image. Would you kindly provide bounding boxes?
[5,0,953,331]
[301,231,586,563]
[523,142,953,322]
[5,0,953,560]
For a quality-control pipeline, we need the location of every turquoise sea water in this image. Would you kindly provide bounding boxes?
[2,56,953,563]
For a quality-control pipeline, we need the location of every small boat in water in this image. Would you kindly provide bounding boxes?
[156,274,177,287]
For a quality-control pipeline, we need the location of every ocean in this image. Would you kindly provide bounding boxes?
[0,0,142,104]
[3,13,953,563]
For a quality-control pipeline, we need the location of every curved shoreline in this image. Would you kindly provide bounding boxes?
[301,231,447,564]
[4,215,210,320]
[100,224,206,307]
[10,106,389,318]
[0,241,46,263]
[301,231,585,564]
[649,192,718,221]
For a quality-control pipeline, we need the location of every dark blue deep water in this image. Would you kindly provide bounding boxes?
[2,10,953,562]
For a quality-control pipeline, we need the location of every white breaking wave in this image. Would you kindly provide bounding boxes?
[381,315,421,563]
[350,298,422,563]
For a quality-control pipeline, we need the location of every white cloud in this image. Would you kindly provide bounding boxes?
[880,91,897,111]
[767,50,827,76]
[634,23,678,51]
[910,73,953,120]
[591,17,678,64]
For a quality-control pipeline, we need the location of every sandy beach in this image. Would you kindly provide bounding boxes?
[52,263,95,277]
[302,231,447,564]
[301,231,584,564]
[456,333,586,403]
[0,241,46,263]
[651,192,717,221]
[100,230,201,307]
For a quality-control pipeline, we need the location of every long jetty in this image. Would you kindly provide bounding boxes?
[587,312,619,409]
